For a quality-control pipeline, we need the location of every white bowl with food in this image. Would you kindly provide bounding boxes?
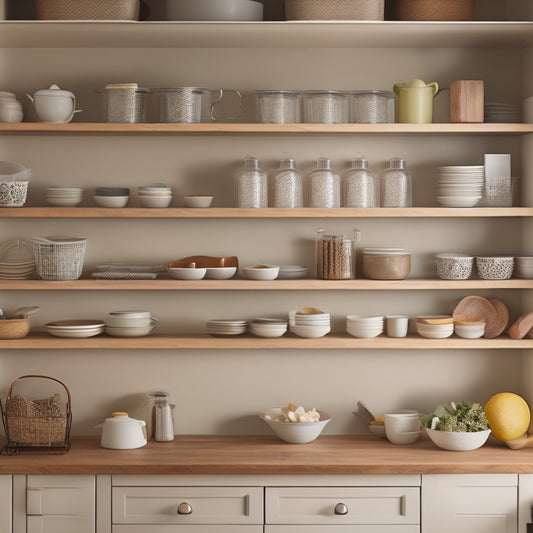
[259,405,331,444]
[167,266,207,280]
[426,428,491,451]
[242,264,280,280]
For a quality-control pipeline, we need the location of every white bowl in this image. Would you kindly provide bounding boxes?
[139,195,172,208]
[291,324,330,338]
[242,265,280,280]
[205,266,237,279]
[454,322,485,339]
[346,327,383,338]
[425,428,491,451]
[260,407,331,444]
[166,0,263,21]
[94,195,129,208]
[386,429,421,445]
[368,424,386,438]
[167,267,207,280]
[183,195,214,208]
[105,316,156,328]
[105,325,155,337]
[249,324,287,338]
[416,325,454,339]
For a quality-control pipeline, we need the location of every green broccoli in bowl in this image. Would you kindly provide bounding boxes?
[420,401,489,432]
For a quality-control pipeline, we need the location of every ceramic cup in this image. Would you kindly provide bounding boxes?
[384,412,420,445]
[386,315,409,338]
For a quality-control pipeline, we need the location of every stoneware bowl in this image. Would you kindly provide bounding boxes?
[167,267,207,280]
[475,256,514,280]
[183,195,214,208]
[435,253,474,280]
[94,195,129,208]
[205,266,237,279]
[259,407,331,444]
[139,195,172,208]
[242,264,280,280]
[425,428,491,451]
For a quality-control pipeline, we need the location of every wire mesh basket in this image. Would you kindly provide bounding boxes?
[351,91,396,123]
[285,0,384,20]
[99,86,152,123]
[1,375,72,455]
[35,0,140,20]
[31,236,87,281]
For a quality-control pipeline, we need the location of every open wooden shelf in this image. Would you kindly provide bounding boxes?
[0,123,531,135]
[2,332,530,350]
[2,207,533,218]
[2,278,532,290]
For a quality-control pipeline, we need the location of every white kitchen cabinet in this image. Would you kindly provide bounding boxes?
[421,474,518,533]
[13,475,95,533]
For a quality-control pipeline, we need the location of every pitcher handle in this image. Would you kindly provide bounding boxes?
[210,89,242,122]
[428,82,439,96]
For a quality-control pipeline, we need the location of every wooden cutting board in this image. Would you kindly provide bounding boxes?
[452,296,508,338]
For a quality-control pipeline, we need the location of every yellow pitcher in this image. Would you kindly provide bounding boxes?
[393,78,439,124]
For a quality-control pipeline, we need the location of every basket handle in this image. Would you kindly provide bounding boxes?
[7,375,71,410]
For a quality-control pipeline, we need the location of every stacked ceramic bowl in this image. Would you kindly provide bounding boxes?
[289,308,330,338]
[207,319,248,336]
[46,186,83,207]
[137,184,172,208]
[475,256,514,280]
[437,166,485,207]
[277,265,309,279]
[435,253,474,280]
[416,315,454,339]
[104,310,157,337]
[454,320,485,339]
[45,319,105,338]
[94,187,130,208]
[249,318,288,338]
[515,257,533,279]
[346,315,384,338]
[0,238,35,279]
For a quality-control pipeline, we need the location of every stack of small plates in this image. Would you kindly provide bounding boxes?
[277,265,309,279]
[437,166,485,207]
[0,238,35,279]
[346,315,384,338]
[249,318,288,338]
[46,187,83,207]
[484,103,520,123]
[416,315,454,339]
[91,263,161,280]
[104,310,157,337]
[45,319,105,338]
[207,319,248,336]
[289,308,330,338]
[515,257,533,279]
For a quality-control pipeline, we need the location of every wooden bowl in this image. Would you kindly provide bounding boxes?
[0,318,30,339]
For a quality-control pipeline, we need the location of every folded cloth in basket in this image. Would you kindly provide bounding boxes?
[6,393,64,418]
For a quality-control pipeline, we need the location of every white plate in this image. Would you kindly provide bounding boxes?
[0,239,34,263]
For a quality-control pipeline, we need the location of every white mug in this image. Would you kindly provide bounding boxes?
[384,412,420,445]
[386,315,409,337]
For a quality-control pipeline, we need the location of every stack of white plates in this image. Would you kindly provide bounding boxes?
[249,318,288,338]
[484,103,520,123]
[137,184,173,208]
[416,316,454,339]
[0,238,35,279]
[346,315,384,338]
[45,319,105,338]
[437,166,485,207]
[104,310,157,337]
[515,257,533,279]
[289,308,330,338]
[46,187,83,207]
[277,265,310,279]
[207,319,248,336]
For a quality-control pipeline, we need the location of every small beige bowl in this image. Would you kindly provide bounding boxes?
[0,318,30,339]
[183,195,213,208]
[242,264,280,280]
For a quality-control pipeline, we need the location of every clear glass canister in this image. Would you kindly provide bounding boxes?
[272,157,303,208]
[149,390,175,442]
[303,91,349,124]
[307,157,340,208]
[342,154,378,207]
[235,155,268,208]
[350,90,395,124]
[316,228,361,280]
[255,90,300,124]
[379,158,412,207]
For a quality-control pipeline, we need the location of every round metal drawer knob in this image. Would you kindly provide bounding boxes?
[334,502,349,515]
[177,502,193,515]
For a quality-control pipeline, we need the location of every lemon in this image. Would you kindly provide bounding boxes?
[485,392,530,441]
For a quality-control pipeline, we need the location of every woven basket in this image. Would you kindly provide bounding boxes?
[2,375,72,453]
[394,0,474,21]
[35,0,140,20]
[31,236,87,281]
[285,0,384,20]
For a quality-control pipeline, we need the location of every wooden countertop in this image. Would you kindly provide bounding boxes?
[1,435,533,475]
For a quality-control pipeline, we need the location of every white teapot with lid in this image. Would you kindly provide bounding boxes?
[99,411,147,449]
[26,84,81,123]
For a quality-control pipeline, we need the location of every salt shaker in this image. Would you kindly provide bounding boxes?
[150,390,175,442]
[342,154,378,207]
[307,157,340,208]
[272,157,303,208]
[379,158,412,207]
[235,155,268,208]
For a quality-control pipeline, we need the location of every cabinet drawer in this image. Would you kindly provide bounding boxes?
[113,527,263,533]
[266,487,420,525]
[112,486,263,525]
[265,527,420,533]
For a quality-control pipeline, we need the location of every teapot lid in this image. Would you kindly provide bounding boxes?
[105,412,143,424]
[34,84,74,97]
